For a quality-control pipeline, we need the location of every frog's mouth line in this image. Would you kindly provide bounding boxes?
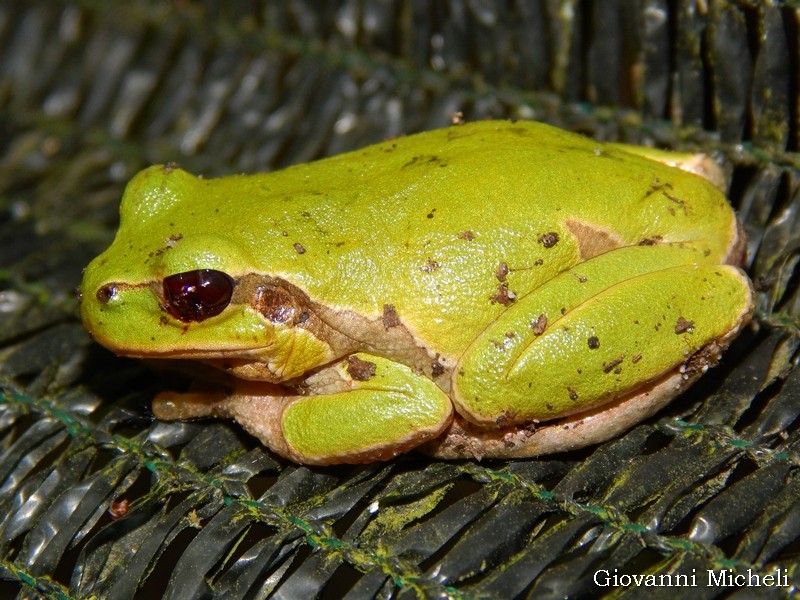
[100,342,278,362]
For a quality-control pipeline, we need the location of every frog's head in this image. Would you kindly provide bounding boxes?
[78,165,335,382]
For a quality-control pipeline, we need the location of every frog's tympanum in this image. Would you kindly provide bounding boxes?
[80,121,753,464]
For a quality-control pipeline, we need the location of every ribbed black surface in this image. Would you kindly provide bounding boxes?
[0,2,797,598]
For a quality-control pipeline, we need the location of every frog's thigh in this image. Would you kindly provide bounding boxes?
[278,354,452,464]
[453,244,753,426]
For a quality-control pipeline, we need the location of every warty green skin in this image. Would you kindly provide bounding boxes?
[80,120,753,464]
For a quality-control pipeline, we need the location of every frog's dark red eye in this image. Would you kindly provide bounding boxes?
[163,269,234,323]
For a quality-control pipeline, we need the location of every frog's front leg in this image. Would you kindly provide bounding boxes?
[153,353,453,465]
[442,243,753,459]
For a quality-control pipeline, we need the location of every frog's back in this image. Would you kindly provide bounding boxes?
[162,121,738,358]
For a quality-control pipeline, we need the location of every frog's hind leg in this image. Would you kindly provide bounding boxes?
[447,243,753,458]
[151,382,296,459]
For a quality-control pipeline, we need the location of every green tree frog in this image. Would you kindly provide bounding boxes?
[79,121,753,465]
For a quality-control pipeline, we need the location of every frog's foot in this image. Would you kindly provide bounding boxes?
[153,353,453,465]
[152,382,295,459]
